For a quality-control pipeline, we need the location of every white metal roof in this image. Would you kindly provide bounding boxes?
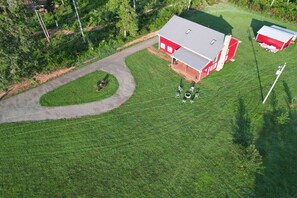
[270,25,297,36]
[257,25,294,43]
[171,47,210,71]
[158,15,225,60]
[270,25,297,41]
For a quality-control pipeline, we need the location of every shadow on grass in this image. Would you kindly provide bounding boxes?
[231,96,253,148]
[250,19,286,37]
[248,29,264,102]
[181,9,233,35]
[254,82,297,197]
[103,74,110,86]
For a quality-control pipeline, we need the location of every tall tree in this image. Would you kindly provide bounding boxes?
[107,0,138,38]
[0,1,44,89]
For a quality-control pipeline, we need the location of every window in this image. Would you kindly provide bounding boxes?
[209,64,217,71]
[160,42,165,49]
[167,46,173,53]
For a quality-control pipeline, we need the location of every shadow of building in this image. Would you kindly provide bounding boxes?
[181,10,233,35]
[250,19,286,37]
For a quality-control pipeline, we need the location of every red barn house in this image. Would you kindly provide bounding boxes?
[158,15,240,82]
[256,25,295,52]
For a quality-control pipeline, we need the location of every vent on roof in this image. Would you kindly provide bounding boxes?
[185,29,191,34]
[210,39,216,45]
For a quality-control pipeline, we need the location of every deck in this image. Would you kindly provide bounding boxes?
[171,61,201,83]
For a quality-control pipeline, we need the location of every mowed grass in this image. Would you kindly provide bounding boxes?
[0,3,297,197]
[39,71,118,106]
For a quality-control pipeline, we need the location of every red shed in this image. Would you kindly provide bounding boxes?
[256,25,294,51]
[158,15,239,82]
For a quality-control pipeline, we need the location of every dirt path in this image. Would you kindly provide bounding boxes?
[35,25,104,37]
[117,31,158,51]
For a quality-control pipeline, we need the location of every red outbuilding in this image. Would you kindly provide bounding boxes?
[158,15,240,82]
[256,25,294,52]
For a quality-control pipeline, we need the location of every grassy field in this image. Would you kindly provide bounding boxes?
[0,3,297,197]
[39,71,118,106]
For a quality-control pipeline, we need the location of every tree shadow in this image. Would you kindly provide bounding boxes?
[248,28,264,102]
[283,81,292,107]
[103,74,110,86]
[231,96,253,148]
[181,9,233,35]
[254,84,297,197]
[250,18,286,37]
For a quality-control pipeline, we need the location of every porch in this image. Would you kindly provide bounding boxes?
[171,60,201,83]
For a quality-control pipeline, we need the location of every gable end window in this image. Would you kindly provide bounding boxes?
[160,43,165,49]
[167,46,173,53]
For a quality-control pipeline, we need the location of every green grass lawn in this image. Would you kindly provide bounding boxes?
[39,71,119,106]
[0,3,297,197]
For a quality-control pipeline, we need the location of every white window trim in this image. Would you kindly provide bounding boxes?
[167,46,173,53]
[160,43,165,49]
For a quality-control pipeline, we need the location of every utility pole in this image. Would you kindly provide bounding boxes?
[262,63,286,104]
[35,9,50,42]
[72,0,85,42]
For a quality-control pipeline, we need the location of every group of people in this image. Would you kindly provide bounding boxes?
[175,81,199,104]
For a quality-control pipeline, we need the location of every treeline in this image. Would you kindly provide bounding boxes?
[0,0,220,90]
[230,0,297,22]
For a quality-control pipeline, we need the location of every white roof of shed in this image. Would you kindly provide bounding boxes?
[172,47,210,71]
[270,25,297,36]
[158,15,225,60]
[257,25,294,43]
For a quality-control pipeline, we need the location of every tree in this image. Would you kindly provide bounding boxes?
[232,97,253,148]
[0,1,45,89]
[107,0,138,38]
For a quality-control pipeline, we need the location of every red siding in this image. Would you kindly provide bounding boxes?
[159,36,181,55]
[201,61,214,80]
[256,34,285,50]
[225,38,239,63]
[283,37,293,49]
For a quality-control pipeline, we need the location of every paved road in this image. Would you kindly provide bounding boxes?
[0,37,158,123]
